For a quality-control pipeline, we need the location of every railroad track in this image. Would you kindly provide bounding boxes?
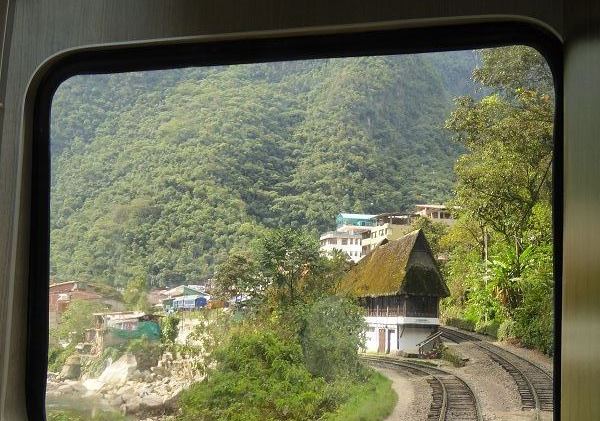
[439,327,553,412]
[361,355,482,421]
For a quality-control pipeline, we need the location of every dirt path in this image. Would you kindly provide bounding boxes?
[373,366,431,421]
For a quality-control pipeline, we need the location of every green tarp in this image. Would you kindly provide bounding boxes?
[108,321,161,341]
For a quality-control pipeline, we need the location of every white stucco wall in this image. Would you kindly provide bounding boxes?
[363,316,439,354]
[319,232,363,262]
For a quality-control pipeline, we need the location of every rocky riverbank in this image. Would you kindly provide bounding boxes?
[47,351,204,418]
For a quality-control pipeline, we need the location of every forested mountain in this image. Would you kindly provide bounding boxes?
[50,51,479,287]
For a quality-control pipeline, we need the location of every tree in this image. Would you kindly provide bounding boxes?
[410,216,449,258]
[123,269,150,311]
[213,252,265,304]
[52,299,108,344]
[441,46,555,353]
[300,296,366,381]
[50,54,476,286]
[255,228,322,306]
[160,313,180,344]
[445,46,553,252]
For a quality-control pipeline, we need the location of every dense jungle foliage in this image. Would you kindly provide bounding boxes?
[439,46,555,354]
[50,46,555,356]
[50,51,478,287]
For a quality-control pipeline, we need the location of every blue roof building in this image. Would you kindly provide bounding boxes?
[172,294,208,310]
[336,213,376,228]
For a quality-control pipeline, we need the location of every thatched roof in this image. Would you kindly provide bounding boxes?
[338,229,450,298]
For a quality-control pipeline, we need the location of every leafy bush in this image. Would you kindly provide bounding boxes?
[48,344,76,373]
[127,337,162,370]
[511,246,554,355]
[497,319,517,342]
[439,345,466,367]
[300,297,366,381]
[160,313,180,344]
[444,317,475,332]
[475,319,500,338]
[321,371,397,421]
[491,245,554,355]
[178,330,334,421]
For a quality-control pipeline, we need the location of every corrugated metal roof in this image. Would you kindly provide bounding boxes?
[338,213,377,219]
[162,285,208,298]
[414,204,447,209]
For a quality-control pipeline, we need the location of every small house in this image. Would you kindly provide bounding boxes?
[49,281,103,328]
[85,311,161,350]
[338,229,450,354]
[161,284,210,311]
[172,294,208,311]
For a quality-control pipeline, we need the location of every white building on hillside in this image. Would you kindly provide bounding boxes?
[360,212,417,255]
[414,204,455,225]
[319,230,364,262]
[319,208,454,263]
[319,213,375,262]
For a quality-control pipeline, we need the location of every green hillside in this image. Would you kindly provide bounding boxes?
[50,51,479,287]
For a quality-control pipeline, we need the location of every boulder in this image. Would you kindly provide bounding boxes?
[60,355,81,380]
[141,393,163,411]
[110,395,124,406]
[71,382,87,394]
[121,391,138,404]
[98,354,137,386]
[57,383,75,394]
[124,394,141,414]
[163,386,183,410]
[117,385,134,396]
[82,378,105,393]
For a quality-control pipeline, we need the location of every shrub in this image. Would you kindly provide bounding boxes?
[486,245,555,355]
[48,344,76,373]
[475,319,501,338]
[300,296,366,381]
[321,371,397,421]
[497,319,517,342]
[127,337,162,370]
[178,330,333,421]
[444,317,475,332]
[439,345,466,367]
[511,248,554,355]
[160,313,180,344]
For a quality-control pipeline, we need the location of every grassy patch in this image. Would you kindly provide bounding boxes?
[444,317,476,332]
[439,345,465,368]
[322,371,397,421]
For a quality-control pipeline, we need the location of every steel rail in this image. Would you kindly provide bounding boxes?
[361,355,482,421]
[439,327,553,412]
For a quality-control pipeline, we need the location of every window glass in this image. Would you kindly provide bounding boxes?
[48,46,555,420]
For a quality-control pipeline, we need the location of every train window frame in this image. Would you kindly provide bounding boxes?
[29,21,563,420]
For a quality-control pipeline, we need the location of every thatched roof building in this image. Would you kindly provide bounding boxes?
[338,229,450,298]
